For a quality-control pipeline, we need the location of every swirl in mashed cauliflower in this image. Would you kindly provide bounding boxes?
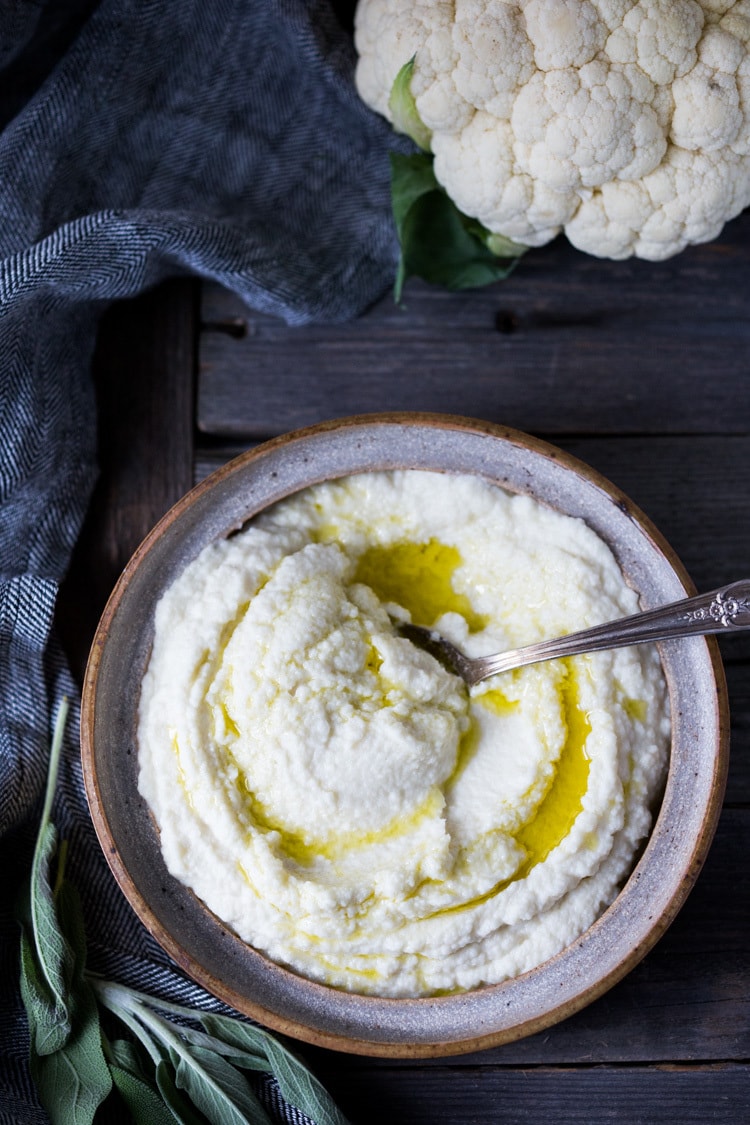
[138,470,669,997]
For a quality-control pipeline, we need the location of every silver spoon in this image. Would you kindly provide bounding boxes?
[397,579,750,688]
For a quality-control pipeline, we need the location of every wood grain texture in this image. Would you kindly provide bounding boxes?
[198,211,750,438]
[723,662,750,805]
[304,1061,750,1125]
[57,279,197,680]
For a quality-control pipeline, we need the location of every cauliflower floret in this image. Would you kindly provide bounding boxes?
[721,0,750,42]
[355,0,473,133]
[452,0,536,119]
[566,144,750,257]
[606,1,704,85]
[511,60,666,189]
[432,113,579,244]
[354,0,750,261]
[524,0,608,70]
[702,0,738,16]
[671,27,744,149]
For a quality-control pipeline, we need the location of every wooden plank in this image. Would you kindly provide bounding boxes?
[305,1061,750,1125]
[724,662,750,805]
[554,437,750,596]
[198,212,750,437]
[57,279,197,681]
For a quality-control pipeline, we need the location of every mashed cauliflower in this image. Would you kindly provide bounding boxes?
[137,470,669,997]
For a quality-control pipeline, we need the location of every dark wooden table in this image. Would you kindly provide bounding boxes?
[65,215,750,1123]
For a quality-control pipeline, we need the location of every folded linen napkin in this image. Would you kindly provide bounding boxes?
[0,1,398,1120]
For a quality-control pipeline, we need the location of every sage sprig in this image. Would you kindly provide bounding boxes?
[17,697,113,1124]
[17,698,350,1125]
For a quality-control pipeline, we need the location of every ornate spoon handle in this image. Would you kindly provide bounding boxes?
[470,580,750,685]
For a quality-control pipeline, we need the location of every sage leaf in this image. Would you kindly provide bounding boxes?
[155,1061,209,1125]
[19,697,112,1124]
[109,1037,153,1080]
[56,877,87,961]
[156,1019,267,1071]
[171,1044,273,1125]
[32,872,112,1119]
[199,1014,274,1066]
[21,698,75,1034]
[28,974,112,1125]
[390,151,526,300]
[107,1037,178,1122]
[110,1065,177,1125]
[29,821,75,1027]
[19,925,68,1056]
[256,1039,350,1125]
[201,1015,350,1125]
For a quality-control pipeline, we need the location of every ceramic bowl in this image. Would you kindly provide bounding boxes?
[81,413,728,1057]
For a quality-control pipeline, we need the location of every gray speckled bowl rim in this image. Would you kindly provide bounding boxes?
[81,412,729,1058]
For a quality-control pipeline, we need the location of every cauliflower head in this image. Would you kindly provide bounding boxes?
[355,0,750,260]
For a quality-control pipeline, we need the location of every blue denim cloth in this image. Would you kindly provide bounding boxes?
[0,2,397,1119]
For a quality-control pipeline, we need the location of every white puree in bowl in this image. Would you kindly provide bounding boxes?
[138,470,669,997]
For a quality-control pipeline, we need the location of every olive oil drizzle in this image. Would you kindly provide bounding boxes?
[234,768,446,867]
[197,535,591,918]
[353,539,488,632]
[425,662,592,918]
[515,665,591,865]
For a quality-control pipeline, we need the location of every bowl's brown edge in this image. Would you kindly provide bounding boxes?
[80,411,731,1058]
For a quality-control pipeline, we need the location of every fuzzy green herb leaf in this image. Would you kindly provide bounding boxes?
[29,821,74,1023]
[55,877,89,976]
[107,1038,177,1124]
[390,151,527,301]
[202,1014,350,1125]
[27,964,112,1125]
[110,1064,178,1125]
[171,1043,273,1125]
[18,925,68,1056]
[18,698,112,1124]
[155,1060,210,1125]
[108,1037,152,1080]
[21,699,77,1040]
